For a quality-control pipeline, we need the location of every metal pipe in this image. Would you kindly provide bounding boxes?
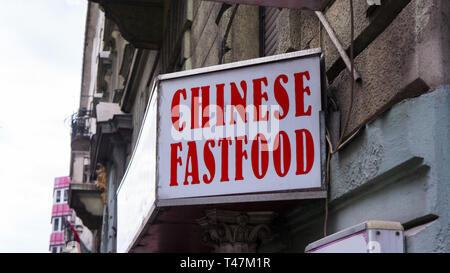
[315,11,361,82]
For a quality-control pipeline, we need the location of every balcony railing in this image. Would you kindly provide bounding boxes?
[71,108,92,139]
[71,108,93,152]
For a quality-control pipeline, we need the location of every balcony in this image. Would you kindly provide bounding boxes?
[69,182,103,231]
[71,108,93,152]
[69,103,131,234]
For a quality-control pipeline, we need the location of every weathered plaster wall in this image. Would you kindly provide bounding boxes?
[71,152,89,184]
[329,0,450,137]
[266,0,449,138]
[127,51,157,157]
[260,86,450,253]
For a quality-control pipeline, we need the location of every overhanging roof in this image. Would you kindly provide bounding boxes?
[90,0,165,49]
[204,0,332,10]
[90,0,332,49]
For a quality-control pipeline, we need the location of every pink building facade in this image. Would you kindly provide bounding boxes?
[49,176,72,253]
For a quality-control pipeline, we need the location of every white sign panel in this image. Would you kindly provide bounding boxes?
[157,50,322,200]
[117,90,158,253]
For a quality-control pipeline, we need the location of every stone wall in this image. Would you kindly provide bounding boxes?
[260,86,450,253]
[189,1,259,68]
[185,0,450,140]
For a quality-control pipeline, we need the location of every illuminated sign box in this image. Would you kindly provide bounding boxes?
[156,48,325,205]
[117,49,327,252]
[305,221,405,253]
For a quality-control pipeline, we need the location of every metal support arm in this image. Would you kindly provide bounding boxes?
[315,11,361,82]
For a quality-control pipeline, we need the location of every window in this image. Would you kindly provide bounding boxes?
[53,218,60,232]
[55,190,61,203]
[61,216,66,231]
[83,164,89,183]
[83,157,90,183]
[64,189,68,202]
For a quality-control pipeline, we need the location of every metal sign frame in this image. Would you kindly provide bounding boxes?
[155,48,327,207]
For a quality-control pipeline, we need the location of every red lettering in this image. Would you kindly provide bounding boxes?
[216,83,225,126]
[190,87,201,129]
[251,134,269,179]
[273,131,291,177]
[295,129,314,175]
[230,81,247,124]
[184,141,200,185]
[171,89,186,131]
[274,74,289,120]
[201,86,210,128]
[170,142,183,186]
[294,71,312,117]
[203,140,215,184]
[235,136,248,181]
[253,77,269,121]
[218,138,232,182]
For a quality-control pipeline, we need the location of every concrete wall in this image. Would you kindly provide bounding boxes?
[71,151,89,184]
[186,0,450,139]
[189,1,259,68]
[256,0,450,138]
[127,50,158,159]
[81,3,104,113]
[260,85,450,253]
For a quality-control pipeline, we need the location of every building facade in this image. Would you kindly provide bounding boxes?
[49,177,71,253]
[49,176,95,253]
[66,0,450,253]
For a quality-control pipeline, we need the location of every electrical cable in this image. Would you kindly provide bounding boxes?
[334,0,355,153]
[323,0,355,237]
[323,134,332,237]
